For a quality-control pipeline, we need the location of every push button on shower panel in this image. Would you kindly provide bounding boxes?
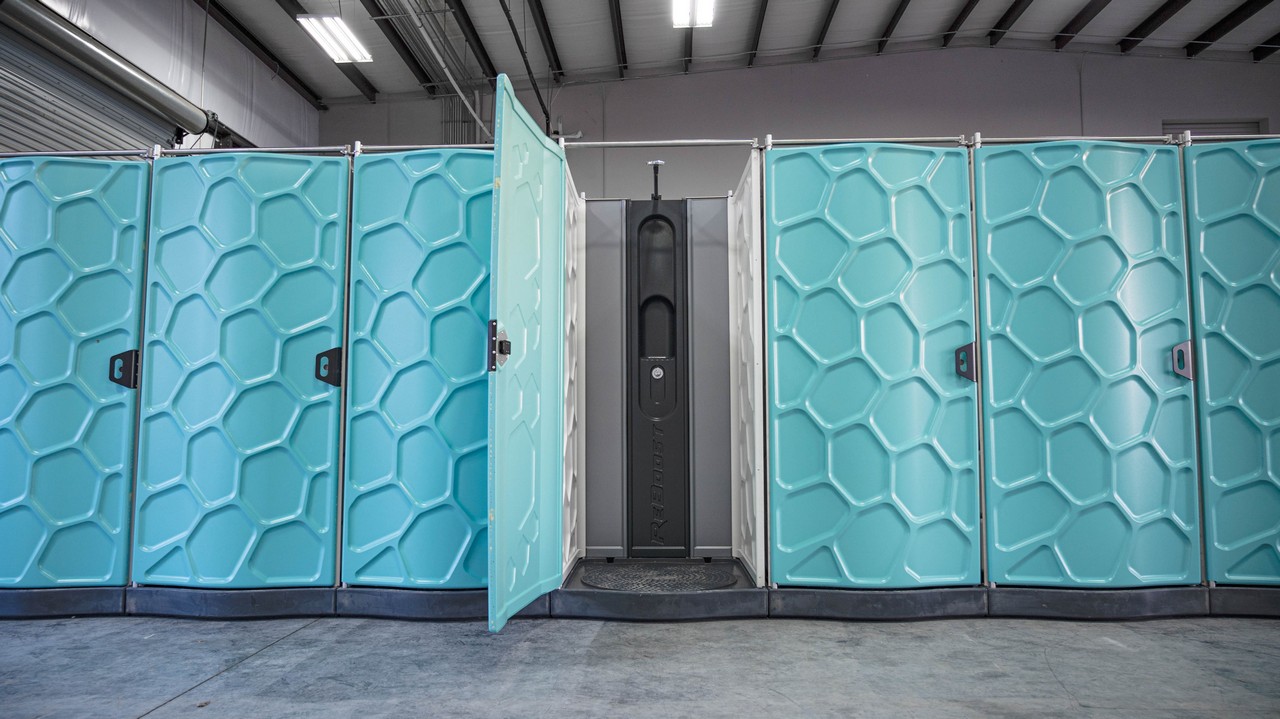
[651,366,665,379]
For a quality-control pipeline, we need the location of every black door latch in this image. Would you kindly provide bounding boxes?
[315,347,343,387]
[108,349,140,389]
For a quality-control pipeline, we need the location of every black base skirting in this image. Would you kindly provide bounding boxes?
[769,587,988,620]
[0,587,125,618]
[6,583,1277,622]
[988,586,1209,619]
[126,587,336,618]
[1210,586,1280,617]
[337,588,550,620]
[550,587,769,620]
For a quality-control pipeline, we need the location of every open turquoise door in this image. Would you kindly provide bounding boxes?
[488,75,566,631]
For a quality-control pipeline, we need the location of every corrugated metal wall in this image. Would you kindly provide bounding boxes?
[0,25,172,152]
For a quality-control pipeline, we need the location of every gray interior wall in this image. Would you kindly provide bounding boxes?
[584,199,626,557]
[321,47,1280,200]
[687,198,732,557]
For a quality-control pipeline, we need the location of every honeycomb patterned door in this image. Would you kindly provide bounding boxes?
[342,150,492,588]
[766,143,981,588]
[488,75,565,631]
[0,158,147,588]
[976,142,1201,587]
[132,153,347,588]
[1185,140,1280,585]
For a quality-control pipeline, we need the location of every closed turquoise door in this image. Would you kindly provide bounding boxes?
[488,75,565,631]
[1186,139,1280,585]
[343,149,493,588]
[766,143,981,588]
[976,142,1200,587]
[0,158,147,587]
[132,153,347,588]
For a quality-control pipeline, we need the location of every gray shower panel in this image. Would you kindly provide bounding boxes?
[688,198,732,557]
[583,198,732,558]
[585,200,626,557]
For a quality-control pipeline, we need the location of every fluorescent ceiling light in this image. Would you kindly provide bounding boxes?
[673,0,713,28]
[298,15,372,63]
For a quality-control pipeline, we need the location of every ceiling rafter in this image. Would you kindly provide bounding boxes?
[1186,0,1276,58]
[442,0,497,86]
[989,0,1035,47]
[878,0,913,54]
[1254,30,1280,61]
[684,27,694,74]
[1119,0,1193,53]
[608,0,627,79]
[526,0,564,83]
[747,0,769,67]
[811,0,841,60]
[942,0,981,48]
[1054,0,1112,50]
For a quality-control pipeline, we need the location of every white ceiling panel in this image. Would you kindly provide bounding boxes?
[1076,0,1170,46]
[1140,0,1248,49]
[893,0,979,46]
[688,0,759,65]
[541,0,614,75]
[209,0,354,98]
[620,0,687,72]
[1004,0,1095,43]
[461,0,553,85]
[754,0,827,58]
[1216,3,1280,51]
[162,0,1280,102]
[948,0,1019,45]
[820,0,898,51]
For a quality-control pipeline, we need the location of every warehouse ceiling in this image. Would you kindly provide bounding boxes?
[209,0,1280,103]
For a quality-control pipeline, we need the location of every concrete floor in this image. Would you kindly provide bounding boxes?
[1,617,1278,718]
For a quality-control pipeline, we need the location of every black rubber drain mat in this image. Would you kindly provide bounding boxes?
[580,563,737,592]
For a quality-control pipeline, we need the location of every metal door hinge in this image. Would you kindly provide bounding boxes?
[315,347,343,387]
[108,349,140,389]
[954,342,977,382]
[488,320,511,371]
[1172,340,1194,380]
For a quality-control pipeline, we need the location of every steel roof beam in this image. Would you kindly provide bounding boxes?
[1119,0,1192,53]
[989,0,1035,47]
[811,0,840,59]
[1186,0,1275,58]
[878,0,912,54]
[1054,0,1112,50]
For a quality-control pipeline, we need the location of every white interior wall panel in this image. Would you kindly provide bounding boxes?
[728,150,766,585]
[562,165,586,574]
[37,0,318,147]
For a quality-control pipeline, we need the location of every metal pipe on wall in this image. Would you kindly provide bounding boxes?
[0,0,212,136]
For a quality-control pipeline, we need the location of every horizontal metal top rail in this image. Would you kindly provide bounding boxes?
[358,144,494,152]
[978,135,1176,145]
[0,149,150,159]
[156,146,352,156]
[768,136,966,147]
[1188,133,1280,142]
[564,139,757,149]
